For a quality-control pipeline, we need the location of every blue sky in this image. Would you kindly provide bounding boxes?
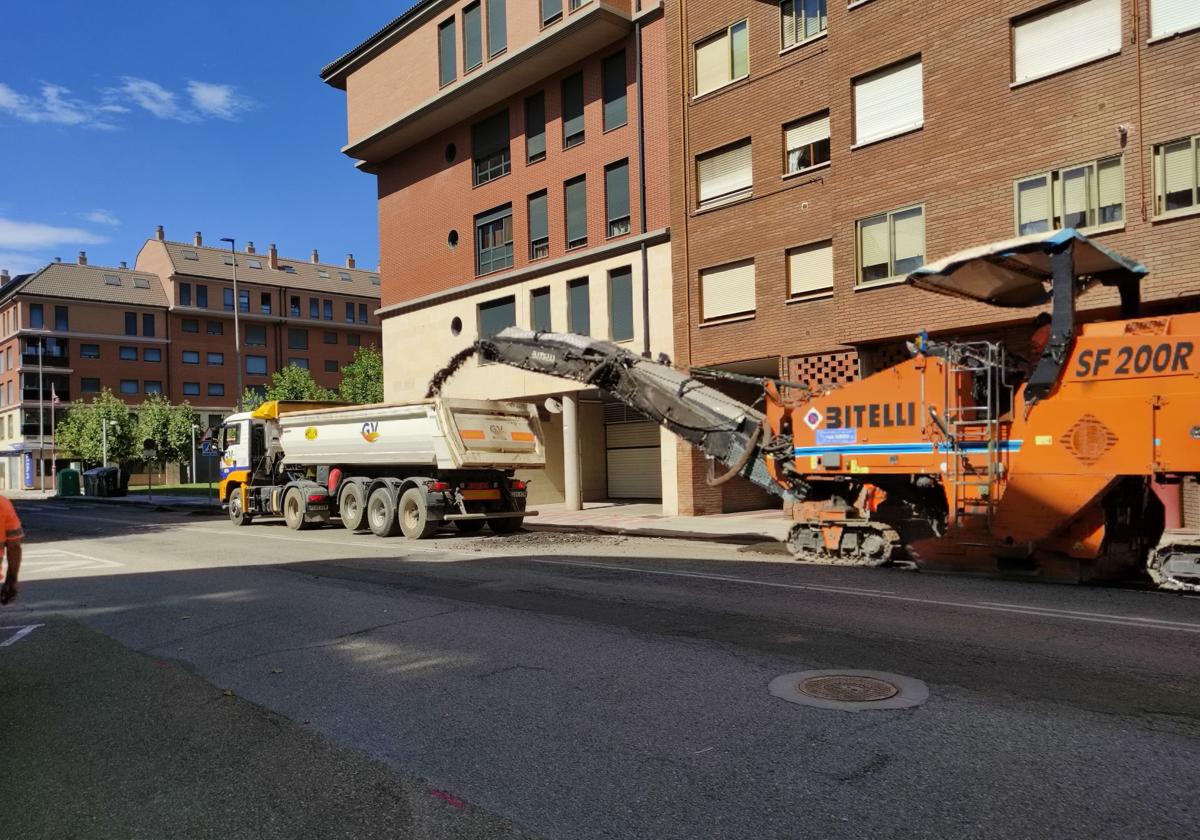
[0,1,416,276]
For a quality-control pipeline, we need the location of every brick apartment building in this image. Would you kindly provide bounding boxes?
[666,0,1200,514]
[322,0,675,508]
[0,229,382,489]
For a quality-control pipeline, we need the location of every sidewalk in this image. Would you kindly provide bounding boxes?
[526,501,793,545]
[7,488,220,510]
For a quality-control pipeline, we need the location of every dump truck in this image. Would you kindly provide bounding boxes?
[434,230,1200,591]
[216,399,543,538]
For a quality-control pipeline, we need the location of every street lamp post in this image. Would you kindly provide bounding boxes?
[101,419,118,468]
[190,423,200,484]
[220,237,244,411]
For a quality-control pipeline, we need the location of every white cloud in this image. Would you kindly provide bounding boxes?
[187,81,252,120]
[0,77,255,129]
[0,81,118,129]
[0,218,107,250]
[113,76,189,121]
[84,209,120,227]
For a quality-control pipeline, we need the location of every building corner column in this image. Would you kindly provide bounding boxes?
[562,392,581,511]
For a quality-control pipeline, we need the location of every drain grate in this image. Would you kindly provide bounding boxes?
[799,675,899,702]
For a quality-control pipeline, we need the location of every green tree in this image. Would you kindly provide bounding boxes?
[54,389,138,466]
[136,394,199,465]
[339,345,384,405]
[239,387,267,412]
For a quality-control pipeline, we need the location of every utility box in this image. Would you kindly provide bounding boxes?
[56,468,81,498]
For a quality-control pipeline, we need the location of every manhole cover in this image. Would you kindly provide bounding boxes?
[799,675,899,702]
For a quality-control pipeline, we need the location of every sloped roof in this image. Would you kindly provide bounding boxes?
[4,262,169,307]
[160,242,382,299]
[320,0,438,86]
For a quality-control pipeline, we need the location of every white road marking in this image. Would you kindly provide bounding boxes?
[0,624,44,647]
[530,559,1200,634]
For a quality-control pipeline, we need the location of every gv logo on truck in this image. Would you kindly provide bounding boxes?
[361,421,380,443]
[305,427,318,440]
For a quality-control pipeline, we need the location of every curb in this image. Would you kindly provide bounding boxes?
[52,496,223,514]
[523,520,784,547]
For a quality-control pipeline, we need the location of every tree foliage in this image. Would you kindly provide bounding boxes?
[55,389,138,466]
[241,364,337,413]
[339,345,384,405]
[136,394,199,464]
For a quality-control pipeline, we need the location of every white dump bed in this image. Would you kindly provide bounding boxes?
[275,398,545,471]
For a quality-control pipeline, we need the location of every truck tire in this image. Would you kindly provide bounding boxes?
[339,483,367,532]
[399,488,439,540]
[488,515,524,534]
[228,489,253,527]
[454,519,486,535]
[367,487,402,538]
[283,488,310,531]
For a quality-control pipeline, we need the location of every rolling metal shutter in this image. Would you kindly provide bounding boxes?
[1150,0,1200,38]
[854,58,923,145]
[700,259,755,321]
[605,404,662,499]
[788,240,833,298]
[1013,0,1120,85]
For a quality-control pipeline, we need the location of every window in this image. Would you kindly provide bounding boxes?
[542,0,562,26]
[785,112,830,174]
[1154,136,1199,216]
[288,358,309,370]
[568,278,590,334]
[119,346,138,361]
[81,377,100,394]
[1016,156,1124,234]
[182,318,199,333]
[528,191,550,259]
[104,274,121,286]
[208,383,225,397]
[487,0,507,56]
[180,282,192,306]
[605,160,631,237]
[473,110,511,186]
[207,320,224,336]
[207,352,224,366]
[183,350,200,365]
[602,51,627,131]
[124,312,137,335]
[145,381,163,395]
[348,333,361,347]
[562,72,585,148]
[143,347,162,363]
[246,356,268,376]
[525,92,546,163]
[1151,0,1200,38]
[54,306,68,331]
[694,20,749,97]
[564,176,588,249]
[854,57,923,146]
[260,292,272,315]
[857,205,925,285]
[182,250,199,261]
[569,0,590,9]
[345,302,355,323]
[781,0,826,48]
[288,328,309,350]
[697,140,752,208]
[531,287,552,331]
[80,343,100,359]
[476,204,514,274]
[700,260,756,321]
[321,331,336,346]
[223,288,234,311]
[290,296,301,317]
[238,290,249,313]
[133,277,150,289]
[463,2,483,72]
[183,382,201,396]
[246,324,267,346]
[120,379,138,395]
[358,303,368,324]
[438,18,456,87]
[29,304,44,329]
[325,360,339,373]
[196,285,208,308]
[142,313,155,337]
[338,271,352,282]
[608,267,634,342]
[369,275,381,287]
[248,259,262,270]
[478,296,516,340]
[323,300,333,321]
[309,298,319,319]
[1013,0,1121,85]
[787,240,834,299]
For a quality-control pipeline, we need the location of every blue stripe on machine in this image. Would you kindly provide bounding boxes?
[793,440,1024,457]
[219,465,248,478]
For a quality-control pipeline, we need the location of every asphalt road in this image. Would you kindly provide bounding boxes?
[7,498,1200,839]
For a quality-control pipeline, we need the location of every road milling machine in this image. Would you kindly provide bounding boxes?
[433,231,1200,590]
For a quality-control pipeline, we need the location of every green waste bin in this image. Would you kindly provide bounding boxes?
[56,467,82,498]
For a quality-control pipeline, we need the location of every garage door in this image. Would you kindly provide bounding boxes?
[605,405,662,499]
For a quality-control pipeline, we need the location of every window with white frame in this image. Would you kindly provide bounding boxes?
[853,57,923,147]
[697,140,752,208]
[475,205,514,275]
[784,112,830,174]
[694,20,748,97]
[700,260,756,321]
[1154,136,1199,216]
[1015,155,1124,234]
[1012,0,1121,85]
[787,240,834,299]
[857,205,925,285]
[1150,0,1200,38]
[781,0,826,48]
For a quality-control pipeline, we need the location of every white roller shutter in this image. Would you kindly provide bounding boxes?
[606,420,662,499]
[1013,0,1121,85]
[1017,175,1051,233]
[697,141,753,206]
[695,33,729,96]
[1151,0,1200,38]
[892,207,925,273]
[1162,140,1195,198]
[787,240,834,298]
[700,260,755,321]
[854,57,923,146]
[1097,157,1124,216]
[785,113,830,152]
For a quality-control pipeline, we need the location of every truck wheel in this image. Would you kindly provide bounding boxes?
[399,488,439,540]
[488,516,524,534]
[454,519,486,535]
[228,490,253,527]
[367,487,402,538]
[340,483,367,532]
[283,489,310,531]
